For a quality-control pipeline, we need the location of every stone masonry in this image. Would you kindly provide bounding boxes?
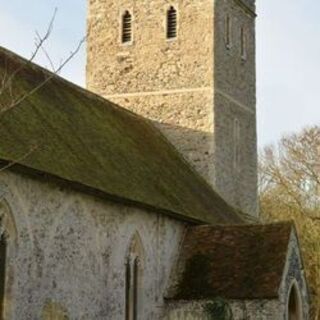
[0,170,185,319]
[86,0,258,217]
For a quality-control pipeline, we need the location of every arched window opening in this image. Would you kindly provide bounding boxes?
[125,260,131,320]
[0,200,17,320]
[125,234,144,320]
[0,235,7,320]
[122,10,132,44]
[241,27,247,60]
[225,15,232,49]
[233,118,240,171]
[288,282,303,320]
[132,257,139,320]
[167,6,177,39]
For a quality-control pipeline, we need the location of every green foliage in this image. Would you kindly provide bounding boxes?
[204,298,233,320]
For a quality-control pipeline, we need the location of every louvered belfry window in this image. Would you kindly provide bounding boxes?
[167,6,177,39]
[122,10,132,44]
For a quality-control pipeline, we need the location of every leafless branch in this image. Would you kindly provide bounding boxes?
[0,144,39,173]
[0,8,85,181]
[36,32,56,72]
[0,8,58,98]
[30,8,57,63]
[0,36,85,116]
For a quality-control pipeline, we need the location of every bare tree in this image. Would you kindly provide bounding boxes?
[0,8,85,172]
[259,125,320,319]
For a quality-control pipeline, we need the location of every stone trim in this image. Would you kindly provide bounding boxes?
[233,0,257,18]
[215,88,255,114]
[105,87,255,115]
[104,86,213,99]
[280,229,310,319]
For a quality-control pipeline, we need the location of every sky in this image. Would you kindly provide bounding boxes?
[0,1,319,148]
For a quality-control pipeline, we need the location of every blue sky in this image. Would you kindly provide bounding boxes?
[0,1,319,147]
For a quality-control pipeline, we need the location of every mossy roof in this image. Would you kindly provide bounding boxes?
[166,222,294,300]
[0,47,242,224]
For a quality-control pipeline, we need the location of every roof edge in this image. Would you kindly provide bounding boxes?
[0,46,244,225]
[164,221,295,301]
[277,223,309,299]
[0,46,149,120]
[0,160,209,225]
[164,293,279,302]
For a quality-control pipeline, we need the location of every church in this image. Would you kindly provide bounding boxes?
[0,0,310,319]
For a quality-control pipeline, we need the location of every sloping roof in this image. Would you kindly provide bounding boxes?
[0,47,242,224]
[166,222,293,300]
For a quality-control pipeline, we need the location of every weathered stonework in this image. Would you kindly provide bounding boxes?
[86,0,258,217]
[0,171,185,319]
[42,301,70,320]
[163,229,310,320]
[0,170,309,319]
[280,230,310,319]
[213,0,257,216]
[0,0,311,317]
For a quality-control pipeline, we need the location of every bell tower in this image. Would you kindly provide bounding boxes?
[86,0,258,217]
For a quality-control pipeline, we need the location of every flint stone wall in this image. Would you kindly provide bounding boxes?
[0,170,185,320]
[86,0,258,217]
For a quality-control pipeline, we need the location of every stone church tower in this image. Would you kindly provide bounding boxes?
[86,0,258,217]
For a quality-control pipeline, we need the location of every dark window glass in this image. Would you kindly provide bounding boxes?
[125,260,131,319]
[133,258,139,320]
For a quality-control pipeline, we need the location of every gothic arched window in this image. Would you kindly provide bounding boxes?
[125,233,144,320]
[0,199,16,320]
[166,6,177,39]
[288,281,303,320]
[122,10,133,44]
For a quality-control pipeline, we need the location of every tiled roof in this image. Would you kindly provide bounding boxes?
[166,222,294,300]
[0,47,242,225]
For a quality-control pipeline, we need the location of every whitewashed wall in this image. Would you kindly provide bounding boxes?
[0,170,186,319]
